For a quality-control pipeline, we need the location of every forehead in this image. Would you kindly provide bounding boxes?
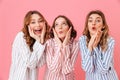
[55,17,66,23]
[31,14,42,19]
[89,14,102,19]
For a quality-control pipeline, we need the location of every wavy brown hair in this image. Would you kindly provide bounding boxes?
[83,10,109,51]
[50,15,77,41]
[22,10,50,52]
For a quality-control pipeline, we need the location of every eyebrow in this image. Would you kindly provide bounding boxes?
[89,17,101,19]
[31,17,43,21]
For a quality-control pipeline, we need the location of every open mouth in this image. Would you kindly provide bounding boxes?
[34,29,42,34]
[92,27,96,30]
[59,31,63,34]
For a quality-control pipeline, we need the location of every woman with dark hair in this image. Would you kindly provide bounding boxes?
[9,10,50,80]
[79,10,118,80]
[44,15,79,80]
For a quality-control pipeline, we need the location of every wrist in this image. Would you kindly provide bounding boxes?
[40,38,44,44]
[88,45,93,52]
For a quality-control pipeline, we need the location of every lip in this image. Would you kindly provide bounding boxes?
[92,27,96,30]
[34,29,42,34]
[58,31,63,34]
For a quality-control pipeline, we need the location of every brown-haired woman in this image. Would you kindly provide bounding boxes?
[9,10,50,80]
[79,10,118,80]
[44,15,79,80]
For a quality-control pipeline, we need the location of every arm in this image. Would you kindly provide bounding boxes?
[94,37,114,73]
[46,40,62,73]
[9,33,21,80]
[61,41,79,74]
[79,36,94,73]
[12,32,45,69]
[26,41,45,69]
[37,51,46,67]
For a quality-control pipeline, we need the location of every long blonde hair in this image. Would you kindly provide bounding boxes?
[22,10,50,52]
[83,10,109,51]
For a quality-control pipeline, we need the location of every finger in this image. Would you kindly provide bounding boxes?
[28,26,31,33]
[68,27,72,32]
[97,30,102,37]
[66,27,72,38]
[41,23,46,36]
[53,28,57,37]
[28,26,32,36]
[43,22,46,31]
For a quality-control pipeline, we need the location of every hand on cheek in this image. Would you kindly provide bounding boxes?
[28,26,41,42]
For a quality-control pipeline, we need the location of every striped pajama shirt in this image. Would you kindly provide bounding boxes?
[79,35,118,80]
[44,39,79,80]
[8,31,46,80]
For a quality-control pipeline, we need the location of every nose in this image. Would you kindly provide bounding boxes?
[36,22,40,27]
[58,25,62,29]
[92,21,96,25]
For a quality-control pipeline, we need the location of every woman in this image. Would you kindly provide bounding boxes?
[79,10,118,80]
[44,15,79,80]
[9,10,50,80]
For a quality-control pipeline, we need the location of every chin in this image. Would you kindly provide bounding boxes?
[36,34,41,36]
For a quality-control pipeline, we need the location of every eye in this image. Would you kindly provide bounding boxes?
[31,21,35,24]
[88,19,92,22]
[62,22,67,26]
[55,23,58,27]
[96,19,101,22]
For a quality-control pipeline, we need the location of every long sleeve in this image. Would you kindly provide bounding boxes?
[11,32,45,69]
[79,36,94,73]
[37,51,46,67]
[9,35,21,80]
[27,41,45,69]
[61,40,79,74]
[9,32,30,80]
[46,39,62,73]
[9,32,45,80]
[93,37,115,73]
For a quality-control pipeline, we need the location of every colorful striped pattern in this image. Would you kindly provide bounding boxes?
[44,39,79,80]
[79,35,118,80]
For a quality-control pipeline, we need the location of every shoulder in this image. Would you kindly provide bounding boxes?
[14,31,24,40]
[13,31,25,45]
[71,39,79,46]
[79,35,87,44]
[45,38,54,46]
[107,36,115,45]
[79,35,87,41]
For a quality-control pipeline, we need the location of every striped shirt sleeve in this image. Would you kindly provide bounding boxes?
[46,40,62,73]
[61,40,79,74]
[37,51,46,67]
[93,37,115,73]
[12,32,45,69]
[27,41,45,69]
[79,36,94,73]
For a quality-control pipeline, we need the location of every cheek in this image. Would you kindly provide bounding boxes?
[65,28,69,33]
[97,24,103,29]
[40,23,44,26]
[29,24,34,29]
[88,22,92,26]
[65,26,69,31]
[88,25,91,31]
[54,27,58,31]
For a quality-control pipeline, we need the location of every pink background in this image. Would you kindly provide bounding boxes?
[0,0,120,80]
